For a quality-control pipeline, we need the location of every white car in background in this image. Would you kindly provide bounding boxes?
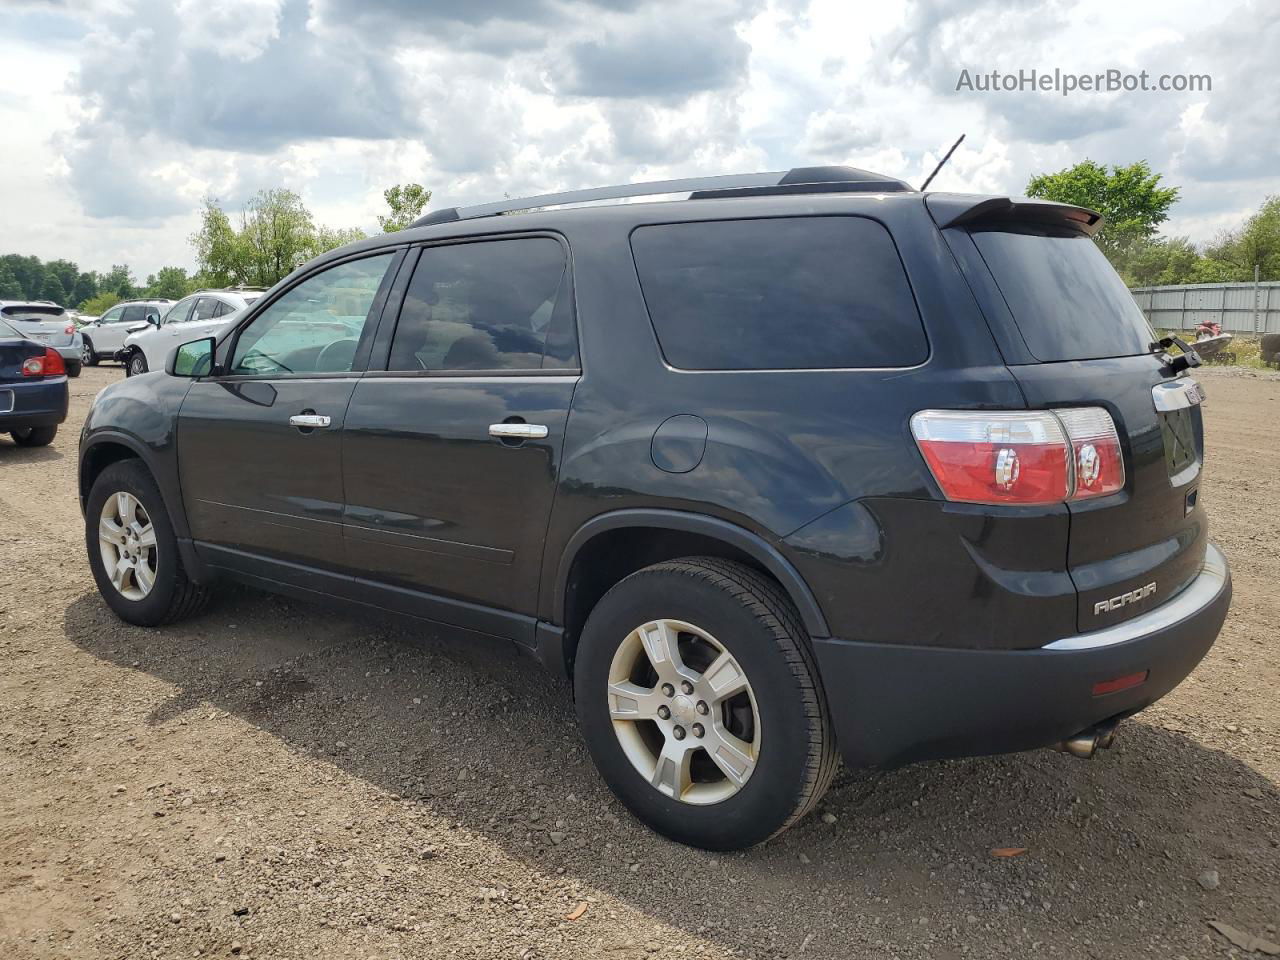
[120,288,264,376]
[79,299,172,367]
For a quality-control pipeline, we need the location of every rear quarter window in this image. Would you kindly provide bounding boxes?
[630,216,927,370]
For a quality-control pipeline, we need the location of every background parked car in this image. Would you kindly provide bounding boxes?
[0,301,84,377]
[79,299,172,367]
[121,288,264,376]
[0,315,68,446]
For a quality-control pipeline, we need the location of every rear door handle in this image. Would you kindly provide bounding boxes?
[489,423,548,440]
[289,414,332,429]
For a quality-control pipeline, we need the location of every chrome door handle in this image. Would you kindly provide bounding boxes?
[489,423,548,440]
[289,414,332,428]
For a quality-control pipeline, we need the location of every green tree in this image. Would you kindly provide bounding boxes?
[71,271,98,307]
[79,292,122,316]
[1026,160,1180,260]
[1202,195,1280,281]
[191,189,366,287]
[41,274,69,304]
[1115,236,1202,286]
[310,225,368,257]
[45,258,81,294]
[101,264,137,299]
[1,254,45,299]
[144,266,195,300]
[0,265,23,299]
[378,183,432,232]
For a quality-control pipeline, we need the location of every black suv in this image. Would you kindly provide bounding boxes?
[79,167,1231,850]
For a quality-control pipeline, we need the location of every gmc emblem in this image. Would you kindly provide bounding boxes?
[1094,582,1157,615]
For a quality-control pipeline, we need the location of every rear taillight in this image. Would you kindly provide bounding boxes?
[911,407,1124,506]
[1055,407,1125,499]
[21,347,66,377]
[64,324,76,335]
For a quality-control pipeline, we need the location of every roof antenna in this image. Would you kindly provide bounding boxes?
[919,134,966,191]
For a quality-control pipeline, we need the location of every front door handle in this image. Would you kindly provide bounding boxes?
[489,423,548,440]
[289,414,332,429]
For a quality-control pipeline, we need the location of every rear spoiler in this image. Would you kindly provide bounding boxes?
[925,193,1103,236]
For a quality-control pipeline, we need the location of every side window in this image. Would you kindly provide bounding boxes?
[164,299,195,325]
[121,304,147,324]
[100,306,125,324]
[230,253,395,376]
[630,216,927,370]
[387,237,575,372]
[213,300,232,318]
[193,297,220,321]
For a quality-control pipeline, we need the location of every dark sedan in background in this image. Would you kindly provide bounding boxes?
[0,316,69,447]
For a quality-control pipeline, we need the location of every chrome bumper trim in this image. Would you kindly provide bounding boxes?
[1044,542,1227,651]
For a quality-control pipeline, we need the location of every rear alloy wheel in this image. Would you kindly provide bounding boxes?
[127,351,148,377]
[10,425,57,446]
[86,460,211,625]
[82,339,99,366]
[575,557,837,850]
[607,618,760,805]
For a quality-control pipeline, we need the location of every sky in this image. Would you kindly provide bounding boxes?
[0,0,1276,279]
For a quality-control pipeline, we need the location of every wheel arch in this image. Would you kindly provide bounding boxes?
[80,431,214,585]
[548,509,830,679]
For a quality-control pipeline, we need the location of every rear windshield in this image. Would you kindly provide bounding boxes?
[969,227,1154,361]
[1,305,66,321]
[0,318,20,338]
[631,216,928,370]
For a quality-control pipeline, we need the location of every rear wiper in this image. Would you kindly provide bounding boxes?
[1150,335,1202,374]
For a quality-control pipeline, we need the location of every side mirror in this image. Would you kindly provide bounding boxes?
[148,315,160,326]
[168,337,216,378]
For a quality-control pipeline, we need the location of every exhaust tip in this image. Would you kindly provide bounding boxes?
[1053,721,1119,759]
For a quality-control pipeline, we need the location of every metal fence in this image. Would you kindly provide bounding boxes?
[1130,282,1280,335]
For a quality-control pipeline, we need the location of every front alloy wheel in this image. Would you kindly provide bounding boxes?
[85,460,211,626]
[127,351,148,376]
[98,491,158,600]
[608,619,759,804]
[81,340,95,365]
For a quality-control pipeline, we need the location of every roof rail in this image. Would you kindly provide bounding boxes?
[410,166,914,228]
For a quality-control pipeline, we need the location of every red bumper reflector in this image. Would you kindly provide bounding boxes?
[1092,671,1149,697]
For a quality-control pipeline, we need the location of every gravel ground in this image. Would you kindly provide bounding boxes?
[1,364,1277,960]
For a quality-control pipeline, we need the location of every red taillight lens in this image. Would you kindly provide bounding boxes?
[64,324,76,335]
[911,408,1124,506]
[1056,408,1125,499]
[911,411,1072,505]
[21,348,66,377]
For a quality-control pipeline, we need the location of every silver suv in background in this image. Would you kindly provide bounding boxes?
[120,288,264,376]
[0,301,85,377]
[80,300,172,367]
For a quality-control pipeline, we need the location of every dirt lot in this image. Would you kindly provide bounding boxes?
[1,364,1277,960]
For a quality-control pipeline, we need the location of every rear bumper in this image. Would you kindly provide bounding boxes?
[812,542,1231,768]
[0,377,69,430]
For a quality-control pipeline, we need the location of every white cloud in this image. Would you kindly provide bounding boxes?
[0,0,1275,279]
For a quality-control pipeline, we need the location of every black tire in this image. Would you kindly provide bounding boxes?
[85,459,212,626]
[574,557,837,850]
[10,425,57,446]
[126,350,148,377]
[82,339,99,366]
[66,359,82,378]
